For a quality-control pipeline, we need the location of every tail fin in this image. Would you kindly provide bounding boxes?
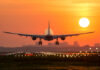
[48,21,50,35]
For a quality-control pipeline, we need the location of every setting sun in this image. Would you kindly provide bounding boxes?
[79,18,90,28]
[0,0,99,47]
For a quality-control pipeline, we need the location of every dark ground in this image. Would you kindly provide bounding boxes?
[0,55,100,70]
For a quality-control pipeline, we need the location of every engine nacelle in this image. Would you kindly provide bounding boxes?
[61,37,66,40]
[32,37,37,40]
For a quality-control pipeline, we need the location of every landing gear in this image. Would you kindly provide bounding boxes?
[55,38,59,45]
[39,39,42,45]
[39,41,42,45]
[55,41,59,45]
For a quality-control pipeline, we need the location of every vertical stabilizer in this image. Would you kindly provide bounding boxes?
[48,21,50,35]
[45,21,53,35]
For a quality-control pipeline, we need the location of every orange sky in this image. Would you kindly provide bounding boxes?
[0,0,100,47]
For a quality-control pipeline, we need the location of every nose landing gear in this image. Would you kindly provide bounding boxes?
[39,41,42,45]
[39,39,42,45]
[55,41,59,45]
[55,38,59,45]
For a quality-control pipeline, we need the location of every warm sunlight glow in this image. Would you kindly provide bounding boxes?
[45,29,53,35]
[79,18,90,28]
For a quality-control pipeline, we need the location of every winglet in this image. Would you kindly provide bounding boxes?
[3,31,15,34]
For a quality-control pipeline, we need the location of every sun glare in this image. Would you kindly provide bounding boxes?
[79,18,90,28]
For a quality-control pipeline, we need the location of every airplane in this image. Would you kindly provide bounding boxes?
[4,22,94,45]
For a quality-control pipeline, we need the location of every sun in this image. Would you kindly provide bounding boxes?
[79,18,90,28]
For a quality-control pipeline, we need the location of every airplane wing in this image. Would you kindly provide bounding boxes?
[4,31,94,39]
[53,32,94,38]
[3,32,45,38]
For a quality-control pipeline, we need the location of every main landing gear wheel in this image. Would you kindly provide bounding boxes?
[55,41,59,45]
[39,41,42,45]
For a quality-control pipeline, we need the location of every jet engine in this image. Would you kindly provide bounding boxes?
[61,37,66,40]
[32,37,37,40]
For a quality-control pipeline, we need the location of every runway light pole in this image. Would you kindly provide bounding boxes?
[96,48,98,53]
[89,48,92,53]
[79,51,82,53]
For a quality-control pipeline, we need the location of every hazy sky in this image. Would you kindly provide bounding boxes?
[0,0,100,47]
